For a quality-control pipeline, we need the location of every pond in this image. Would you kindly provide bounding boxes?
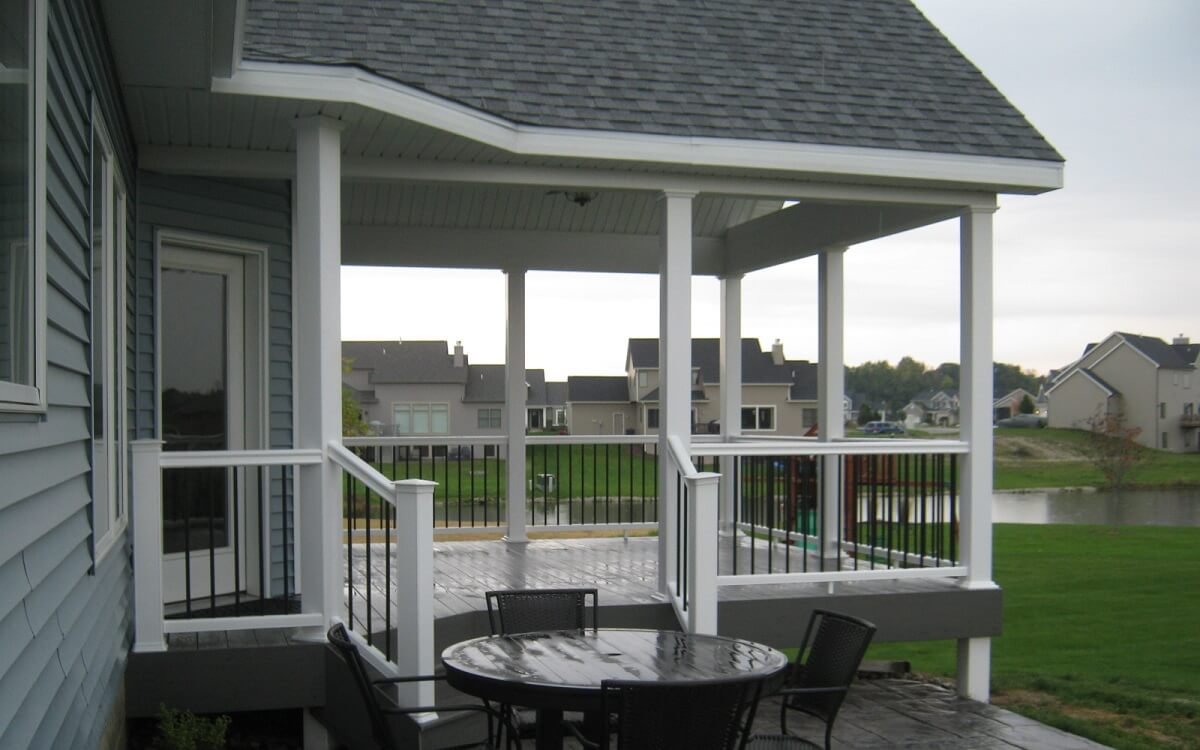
[993,488,1200,527]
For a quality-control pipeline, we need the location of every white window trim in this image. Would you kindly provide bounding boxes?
[0,0,47,412]
[742,404,777,432]
[392,401,450,434]
[92,107,128,562]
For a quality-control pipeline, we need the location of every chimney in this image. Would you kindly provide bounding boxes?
[453,341,464,367]
[1173,334,1190,346]
[771,339,785,365]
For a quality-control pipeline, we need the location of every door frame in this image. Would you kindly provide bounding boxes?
[155,229,270,602]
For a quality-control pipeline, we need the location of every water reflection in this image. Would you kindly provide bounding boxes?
[993,489,1200,527]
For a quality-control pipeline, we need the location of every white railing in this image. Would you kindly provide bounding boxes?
[131,441,324,652]
[666,434,719,635]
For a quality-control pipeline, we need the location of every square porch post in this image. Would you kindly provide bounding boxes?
[818,248,847,570]
[504,268,528,543]
[293,115,344,635]
[657,190,696,592]
[718,274,743,535]
[958,205,999,701]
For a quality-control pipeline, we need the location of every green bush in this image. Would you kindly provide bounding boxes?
[156,705,231,750]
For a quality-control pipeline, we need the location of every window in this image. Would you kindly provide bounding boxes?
[802,408,818,428]
[647,407,659,429]
[691,369,701,385]
[637,371,649,387]
[1160,403,1166,419]
[1162,432,1168,450]
[90,112,127,560]
[741,406,776,431]
[393,402,449,434]
[477,407,501,429]
[0,0,44,410]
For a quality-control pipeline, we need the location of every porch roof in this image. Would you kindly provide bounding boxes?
[242,0,1062,164]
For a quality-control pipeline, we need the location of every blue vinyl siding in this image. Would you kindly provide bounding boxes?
[0,1,135,748]
[137,173,295,595]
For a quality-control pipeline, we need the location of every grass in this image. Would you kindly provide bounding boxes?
[993,427,1200,490]
[867,524,1200,749]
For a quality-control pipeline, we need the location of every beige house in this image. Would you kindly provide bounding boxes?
[566,338,821,436]
[343,341,565,436]
[1046,332,1200,452]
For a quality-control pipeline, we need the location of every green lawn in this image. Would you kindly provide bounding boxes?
[868,524,1200,749]
[993,427,1200,489]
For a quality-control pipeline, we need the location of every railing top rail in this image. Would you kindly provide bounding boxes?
[328,441,396,501]
[157,448,324,469]
[344,435,509,447]
[668,433,700,478]
[526,434,656,445]
[690,439,969,456]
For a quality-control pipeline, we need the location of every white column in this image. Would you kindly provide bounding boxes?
[293,115,344,636]
[958,205,998,701]
[504,269,529,543]
[393,479,436,706]
[818,248,846,568]
[131,440,166,652]
[657,190,696,593]
[718,274,742,535]
[685,473,721,634]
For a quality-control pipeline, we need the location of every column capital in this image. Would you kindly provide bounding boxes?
[963,203,998,216]
[657,189,698,202]
[502,266,527,276]
[821,245,849,255]
[717,272,744,282]
[291,114,347,133]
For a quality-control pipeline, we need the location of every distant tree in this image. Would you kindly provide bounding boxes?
[1019,394,1036,414]
[342,357,370,437]
[994,363,1042,398]
[856,402,879,425]
[1083,408,1143,490]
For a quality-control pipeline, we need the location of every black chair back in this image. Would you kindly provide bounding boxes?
[327,622,400,750]
[485,588,598,635]
[600,676,763,750]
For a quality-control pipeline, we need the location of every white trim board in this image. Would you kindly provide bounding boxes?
[212,61,1063,194]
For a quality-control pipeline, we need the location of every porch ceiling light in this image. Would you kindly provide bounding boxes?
[546,190,599,207]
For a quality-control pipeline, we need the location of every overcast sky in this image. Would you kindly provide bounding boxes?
[342,0,1199,382]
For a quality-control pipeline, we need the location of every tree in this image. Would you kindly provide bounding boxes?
[1083,408,1143,490]
[1019,394,1036,414]
[342,357,370,436]
[856,402,879,425]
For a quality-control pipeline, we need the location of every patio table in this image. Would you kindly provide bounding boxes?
[441,627,789,749]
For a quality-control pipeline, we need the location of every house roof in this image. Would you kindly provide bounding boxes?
[641,387,708,403]
[1116,332,1199,370]
[242,0,1061,163]
[544,382,568,408]
[787,361,818,401]
[567,376,629,403]
[342,340,468,384]
[460,365,553,402]
[627,338,794,385]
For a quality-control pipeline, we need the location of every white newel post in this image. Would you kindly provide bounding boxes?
[718,274,742,535]
[657,190,696,593]
[132,440,166,652]
[294,115,344,636]
[686,473,721,634]
[818,248,846,570]
[393,479,436,706]
[958,205,998,701]
[504,269,528,543]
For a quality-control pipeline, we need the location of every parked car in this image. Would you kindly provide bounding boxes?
[996,414,1047,429]
[862,421,905,435]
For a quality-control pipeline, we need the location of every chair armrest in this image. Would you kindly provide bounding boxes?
[382,702,517,741]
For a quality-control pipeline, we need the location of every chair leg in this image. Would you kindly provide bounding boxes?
[779,702,789,735]
[823,720,833,750]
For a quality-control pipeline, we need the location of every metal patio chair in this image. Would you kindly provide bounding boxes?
[327,623,514,750]
[485,587,598,635]
[768,609,877,750]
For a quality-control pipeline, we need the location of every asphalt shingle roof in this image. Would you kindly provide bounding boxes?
[627,339,794,385]
[568,376,629,403]
[342,340,468,384]
[1118,332,1199,370]
[243,0,1061,162]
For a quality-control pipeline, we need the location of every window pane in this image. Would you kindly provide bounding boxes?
[412,404,430,433]
[648,408,659,429]
[758,407,774,429]
[432,403,448,433]
[741,408,755,430]
[393,404,410,434]
[0,0,31,387]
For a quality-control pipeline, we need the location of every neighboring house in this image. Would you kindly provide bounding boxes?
[566,338,823,436]
[343,340,565,435]
[903,389,960,428]
[993,388,1037,421]
[0,0,1060,746]
[1046,332,1200,452]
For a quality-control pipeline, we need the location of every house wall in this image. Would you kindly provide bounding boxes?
[568,403,637,435]
[1156,368,1199,453]
[1089,344,1158,448]
[363,382,485,435]
[137,172,295,595]
[1046,373,1111,431]
[0,1,134,747]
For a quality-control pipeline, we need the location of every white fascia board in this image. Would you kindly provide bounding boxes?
[213,61,1064,193]
[1044,368,1114,397]
[1108,335,1166,370]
